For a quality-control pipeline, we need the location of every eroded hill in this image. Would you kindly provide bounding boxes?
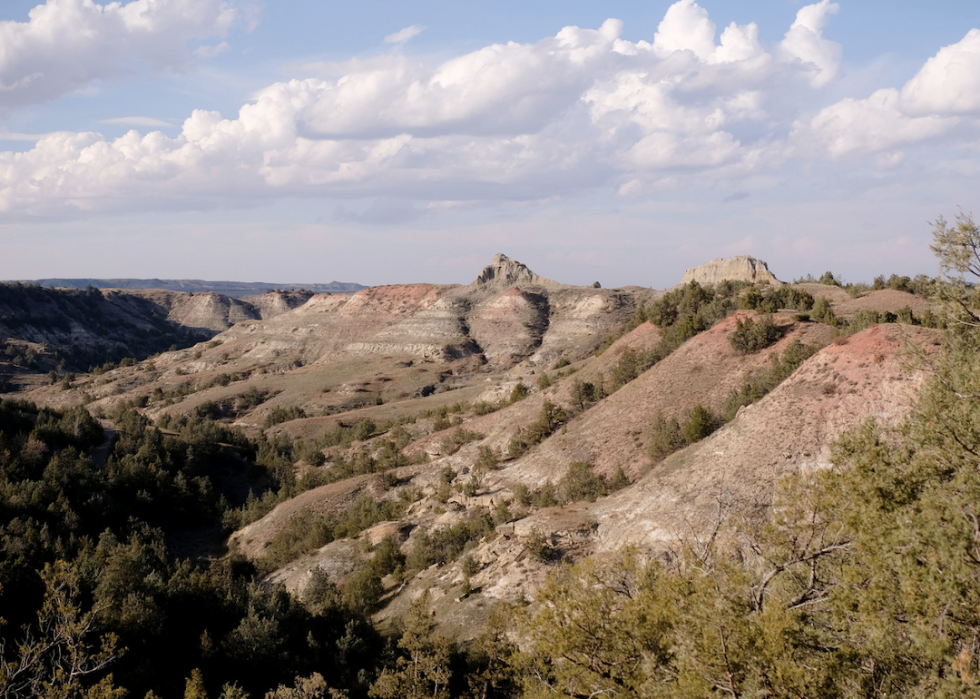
[9,254,942,642]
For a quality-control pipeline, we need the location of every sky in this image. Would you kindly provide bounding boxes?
[1,0,978,288]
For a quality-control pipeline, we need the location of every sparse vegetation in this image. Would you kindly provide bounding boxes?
[439,426,484,456]
[507,400,567,459]
[648,411,685,463]
[559,461,607,503]
[2,234,965,699]
[264,404,308,427]
[509,382,530,403]
[256,494,408,573]
[728,314,782,354]
[721,339,819,421]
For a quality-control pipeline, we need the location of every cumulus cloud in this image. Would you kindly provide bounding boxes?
[384,25,424,44]
[797,28,980,157]
[901,28,980,116]
[0,0,238,108]
[652,0,717,61]
[803,88,955,157]
[778,0,841,87]
[0,0,978,217]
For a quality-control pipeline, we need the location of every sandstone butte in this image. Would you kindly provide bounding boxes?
[681,255,782,287]
[9,253,939,640]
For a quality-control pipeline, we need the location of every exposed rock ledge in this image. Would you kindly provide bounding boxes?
[469,254,559,290]
[681,255,782,287]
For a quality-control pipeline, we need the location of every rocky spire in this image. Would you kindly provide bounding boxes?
[470,254,558,289]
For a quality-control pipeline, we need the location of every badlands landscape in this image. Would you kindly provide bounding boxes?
[0,250,974,698]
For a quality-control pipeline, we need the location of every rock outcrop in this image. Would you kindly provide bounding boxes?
[244,291,314,320]
[681,255,781,287]
[469,254,559,290]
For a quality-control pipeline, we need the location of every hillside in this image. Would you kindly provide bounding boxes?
[0,284,319,383]
[8,254,943,642]
[3,249,966,698]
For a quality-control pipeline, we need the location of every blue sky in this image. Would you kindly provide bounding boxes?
[1,0,978,288]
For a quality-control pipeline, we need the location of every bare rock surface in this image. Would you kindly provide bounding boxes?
[243,291,315,320]
[469,253,559,290]
[681,255,782,287]
[118,289,260,333]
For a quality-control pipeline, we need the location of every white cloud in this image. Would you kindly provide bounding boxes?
[777,0,841,87]
[901,28,980,116]
[803,88,956,157]
[651,0,764,65]
[0,1,978,218]
[0,0,238,108]
[384,25,425,44]
[652,0,717,61]
[796,28,980,157]
[100,116,176,128]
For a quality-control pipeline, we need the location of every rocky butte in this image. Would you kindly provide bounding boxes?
[468,253,561,290]
[681,255,782,287]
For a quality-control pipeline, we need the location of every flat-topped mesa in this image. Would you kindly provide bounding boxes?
[469,253,560,290]
[681,255,782,287]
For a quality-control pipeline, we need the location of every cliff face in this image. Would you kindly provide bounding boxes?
[681,256,782,286]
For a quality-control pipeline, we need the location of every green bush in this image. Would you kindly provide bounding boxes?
[559,462,607,503]
[236,387,269,410]
[509,382,530,403]
[609,348,641,390]
[342,565,383,614]
[439,427,484,456]
[608,466,630,491]
[263,404,307,427]
[472,400,503,416]
[720,339,820,422]
[508,401,567,458]
[352,419,376,441]
[811,297,837,326]
[570,379,599,410]
[475,445,500,471]
[649,412,684,463]
[524,528,551,562]
[371,535,406,579]
[514,483,532,507]
[729,315,782,354]
[682,404,719,444]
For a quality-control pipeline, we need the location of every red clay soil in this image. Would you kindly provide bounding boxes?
[499,312,835,484]
[586,323,942,554]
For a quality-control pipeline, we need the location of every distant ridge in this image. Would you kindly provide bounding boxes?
[12,278,367,299]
